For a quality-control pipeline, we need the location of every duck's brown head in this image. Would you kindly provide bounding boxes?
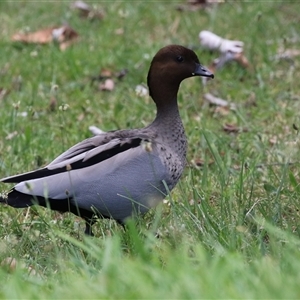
[147,45,214,101]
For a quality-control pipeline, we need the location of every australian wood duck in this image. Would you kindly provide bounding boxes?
[0,45,214,235]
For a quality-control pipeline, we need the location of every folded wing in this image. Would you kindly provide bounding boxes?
[1,135,141,183]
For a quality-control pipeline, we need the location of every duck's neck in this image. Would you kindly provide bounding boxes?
[151,98,181,128]
[148,91,186,149]
[148,92,187,168]
[146,78,187,169]
[147,74,186,148]
[148,77,181,126]
[148,79,179,122]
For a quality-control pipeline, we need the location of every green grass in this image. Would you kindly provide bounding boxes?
[1,0,300,298]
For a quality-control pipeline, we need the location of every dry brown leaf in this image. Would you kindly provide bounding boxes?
[234,52,250,68]
[12,25,79,51]
[99,78,115,91]
[91,68,128,84]
[214,106,230,116]
[53,26,79,51]
[48,97,57,112]
[223,123,248,133]
[12,28,53,44]
[209,51,250,72]
[100,69,113,78]
[192,158,214,167]
[91,68,113,83]
[54,26,78,43]
[223,123,239,133]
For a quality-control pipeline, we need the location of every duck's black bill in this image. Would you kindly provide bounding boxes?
[194,63,214,79]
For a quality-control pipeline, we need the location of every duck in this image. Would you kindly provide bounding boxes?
[0,45,214,235]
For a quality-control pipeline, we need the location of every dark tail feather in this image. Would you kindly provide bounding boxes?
[0,189,34,208]
[0,189,96,220]
[0,189,115,235]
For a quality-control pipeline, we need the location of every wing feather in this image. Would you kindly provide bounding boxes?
[48,133,109,166]
[14,141,167,203]
[1,136,142,183]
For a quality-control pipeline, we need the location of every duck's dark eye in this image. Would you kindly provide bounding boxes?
[176,55,184,63]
